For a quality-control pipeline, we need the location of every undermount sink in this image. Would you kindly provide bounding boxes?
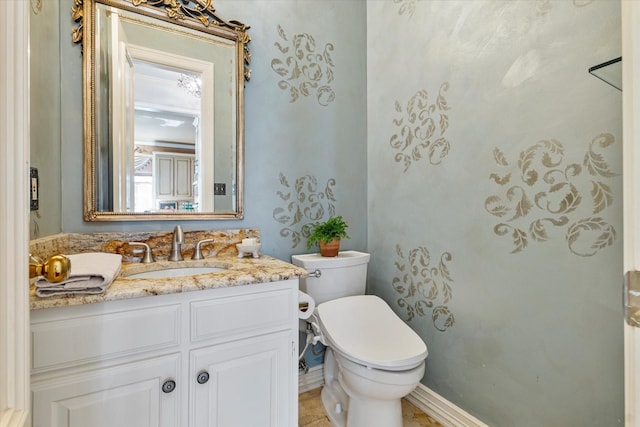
[124,267,226,279]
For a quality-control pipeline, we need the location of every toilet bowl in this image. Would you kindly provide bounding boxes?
[316,294,427,427]
[291,252,428,427]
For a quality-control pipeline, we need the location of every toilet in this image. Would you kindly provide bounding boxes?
[292,251,428,427]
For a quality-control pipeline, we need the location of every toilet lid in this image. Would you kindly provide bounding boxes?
[317,295,428,371]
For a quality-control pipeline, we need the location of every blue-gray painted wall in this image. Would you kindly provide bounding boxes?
[30,1,622,425]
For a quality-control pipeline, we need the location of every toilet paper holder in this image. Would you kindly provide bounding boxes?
[298,290,316,320]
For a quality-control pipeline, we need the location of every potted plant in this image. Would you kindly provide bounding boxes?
[306,215,350,257]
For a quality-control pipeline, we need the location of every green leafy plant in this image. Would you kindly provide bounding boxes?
[306,216,350,249]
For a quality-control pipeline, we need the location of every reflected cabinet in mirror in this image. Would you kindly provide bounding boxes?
[73,0,250,220]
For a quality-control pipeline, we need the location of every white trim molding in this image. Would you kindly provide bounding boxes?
[407,383,490,427]
[298,365,324,394]
[623,1,640,426]
[0,1,31,426]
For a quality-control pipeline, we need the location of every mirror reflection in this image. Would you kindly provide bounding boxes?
[77,0,249,220]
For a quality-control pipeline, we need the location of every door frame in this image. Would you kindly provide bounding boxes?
[623,0,640,425]
[0,1,31,426]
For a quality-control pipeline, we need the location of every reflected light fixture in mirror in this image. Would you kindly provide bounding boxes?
[72,0,250,221]
[177,73,202,98]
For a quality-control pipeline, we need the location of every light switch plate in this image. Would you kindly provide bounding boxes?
[30,167,39,211]
[214,183,226,195]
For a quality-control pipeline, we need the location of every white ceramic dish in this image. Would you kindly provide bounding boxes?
[236,243,261,258]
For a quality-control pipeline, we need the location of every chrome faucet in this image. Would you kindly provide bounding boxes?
[168,225,184,261]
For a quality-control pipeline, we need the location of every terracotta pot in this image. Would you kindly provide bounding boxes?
[319,239,340,257]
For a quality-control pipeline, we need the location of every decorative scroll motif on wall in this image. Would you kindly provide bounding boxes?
[485,134,619,256]
[536,0,592,15]
[31,0,42,14]
[393,0,419,17]
[392,0,593,22]
[273,173,337,248]
[271,25,335,106]
[392,0,592,20]
[389,83,451,172]
[392,244,455,331]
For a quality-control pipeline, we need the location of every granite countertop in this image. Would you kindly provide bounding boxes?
[30,254,308,310]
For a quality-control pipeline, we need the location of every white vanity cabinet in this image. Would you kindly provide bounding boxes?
[31,353,181,427]
[190,331,293,426]
[30,279,299,427]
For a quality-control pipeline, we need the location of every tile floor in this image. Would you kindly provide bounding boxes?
[298,388,444,427]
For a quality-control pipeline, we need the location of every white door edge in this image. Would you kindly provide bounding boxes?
[623,1,640,426]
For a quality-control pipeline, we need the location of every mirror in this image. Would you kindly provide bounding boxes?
[73,0,250,220]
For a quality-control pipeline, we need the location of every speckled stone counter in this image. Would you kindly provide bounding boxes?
[30,229,308,311]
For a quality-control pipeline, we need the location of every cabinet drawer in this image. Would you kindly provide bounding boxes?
[191,289,294,343]
[32,304,181,371]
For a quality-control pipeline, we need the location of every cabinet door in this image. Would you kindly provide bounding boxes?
[174,157,193,198]
[32,354,181,427]
[155,155,175,198]
[190,331,294,427]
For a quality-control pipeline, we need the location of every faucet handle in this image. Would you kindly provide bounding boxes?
[129,242,155,263]
[192,238,214,260]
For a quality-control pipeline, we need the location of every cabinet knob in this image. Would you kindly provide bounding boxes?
[162,379,176,393]
[196,371,210,384]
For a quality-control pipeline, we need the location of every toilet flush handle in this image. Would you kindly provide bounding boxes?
[307,269,321,278]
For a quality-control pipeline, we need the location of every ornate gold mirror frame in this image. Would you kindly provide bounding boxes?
[72,0,250,221]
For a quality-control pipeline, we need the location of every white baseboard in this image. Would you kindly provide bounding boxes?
[298,365,324,394]
[406,383,490,427]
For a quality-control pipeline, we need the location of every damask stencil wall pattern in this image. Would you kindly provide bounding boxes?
[391,244,455,332]
[485,133,618,256]
[389,83,452,172]
[393,0,419,17]
[368,0,622,424]
[393,1,593,20]
[273,173,338,248]
[537,0,594,15]
[271,25,336,106]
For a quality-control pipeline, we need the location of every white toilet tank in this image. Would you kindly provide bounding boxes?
[291,251,370,305]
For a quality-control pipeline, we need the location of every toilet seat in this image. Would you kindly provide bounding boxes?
[317,295,428,371]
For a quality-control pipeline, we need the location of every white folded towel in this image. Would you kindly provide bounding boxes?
[35,253,122,297]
